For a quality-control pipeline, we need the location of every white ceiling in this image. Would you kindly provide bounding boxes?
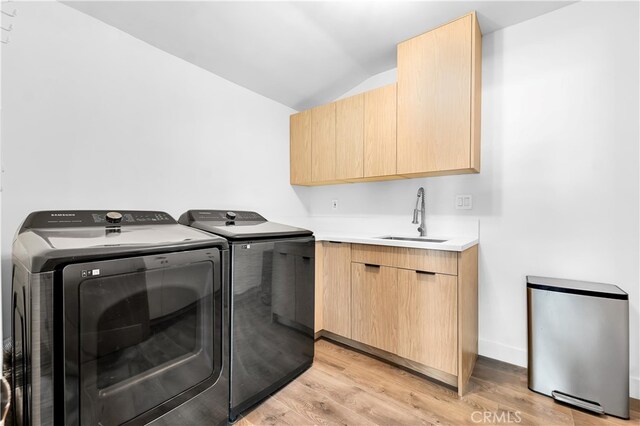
[64,1,575,111]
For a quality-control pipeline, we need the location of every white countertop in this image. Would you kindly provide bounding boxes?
[270,215,479,252]
[314,232,478,252]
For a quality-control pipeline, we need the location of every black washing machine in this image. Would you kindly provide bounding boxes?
[179,210,314,422]
[11,210,229,426]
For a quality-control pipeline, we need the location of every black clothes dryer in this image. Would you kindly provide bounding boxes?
[179,210,314,422]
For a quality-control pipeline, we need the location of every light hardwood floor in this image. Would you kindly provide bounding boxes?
[238,339,639,426]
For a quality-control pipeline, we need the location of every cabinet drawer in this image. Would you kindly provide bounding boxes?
[396,247,457,275]
[351,244,397,267]
[351,244,457,275]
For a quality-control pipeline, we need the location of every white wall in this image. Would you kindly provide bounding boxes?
[296,1,640,397]
[0,22,3,344]
[0,2,309,333]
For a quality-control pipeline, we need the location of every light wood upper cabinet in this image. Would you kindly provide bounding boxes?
[336,94,364,180]
[351,263,398,353]
[321,242,352,338]
[290,12,481,185]
[290,110,311,185]
[311,102,337,182]
[397,13,481,176]
[397,269,458,375]
[364,84,397,178]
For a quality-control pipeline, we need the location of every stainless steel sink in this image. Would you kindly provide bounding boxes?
[378,236,448,243]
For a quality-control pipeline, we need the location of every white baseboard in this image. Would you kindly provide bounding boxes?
[631,376,639,400]
[478,338,527,367]
[478,338,640,399]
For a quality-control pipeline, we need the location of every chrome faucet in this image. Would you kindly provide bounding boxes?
[412,187,426,237]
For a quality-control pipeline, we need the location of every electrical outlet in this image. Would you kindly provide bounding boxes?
[455,195,472,210]
[331,199,339,210]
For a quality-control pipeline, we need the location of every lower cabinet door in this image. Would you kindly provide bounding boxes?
[323,242,352,338]
[397,269,458,375]
[351,263,398,353]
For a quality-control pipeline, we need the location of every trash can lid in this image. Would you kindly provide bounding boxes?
[527,276,628,300]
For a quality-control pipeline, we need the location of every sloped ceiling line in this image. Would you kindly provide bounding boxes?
[64,1,575,111]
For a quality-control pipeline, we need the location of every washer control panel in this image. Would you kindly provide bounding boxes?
[21,210,177,229]
[190,210,266,223]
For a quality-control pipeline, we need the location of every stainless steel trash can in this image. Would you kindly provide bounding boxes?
[527,276,629,419]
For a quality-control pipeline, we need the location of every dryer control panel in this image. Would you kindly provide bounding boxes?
[188,210,266,223]
[20,210,177,230]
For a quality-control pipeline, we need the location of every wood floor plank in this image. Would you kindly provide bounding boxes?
[270,371,374,425]
[239,339,636,426]
[299,367,431,425]
[234,417,256,426]
[241,395,311,426]
[315,340,495,425]
[473,377,574,425]
[571,407,640,426]
[314,356,466,425]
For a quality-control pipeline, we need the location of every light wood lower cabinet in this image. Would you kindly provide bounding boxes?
[352,243,457,275]
[351,263,398,353]
[397,269,457,375]
[320,242,352,338]
[315,242,478,396]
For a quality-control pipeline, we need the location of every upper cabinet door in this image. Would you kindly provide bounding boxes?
[397,13,479,175]
[364,84,397,178]
[290,110,312,185]
[311,102,337,182]
[336,94,364,180]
